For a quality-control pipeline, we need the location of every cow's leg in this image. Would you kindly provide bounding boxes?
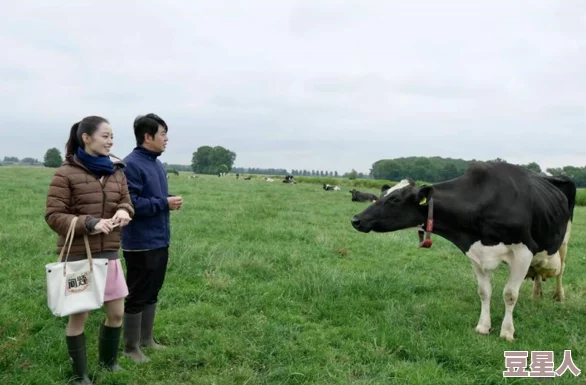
[500,246,533,342]
[553,247,567,301]
[471,261,492,335]
[532,275,543,299]
[554,221,572,302]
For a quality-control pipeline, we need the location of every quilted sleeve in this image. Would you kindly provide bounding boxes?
[44,168,89,236]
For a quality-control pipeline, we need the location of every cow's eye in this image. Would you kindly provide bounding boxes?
[387,196,399,204]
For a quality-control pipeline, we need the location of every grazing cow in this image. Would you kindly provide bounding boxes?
[350,161,575,341]
[323,183,340,191]
[350,189,378,202]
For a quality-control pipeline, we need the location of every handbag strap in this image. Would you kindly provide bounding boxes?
[57,216,78,263]
[83,234,94,272]
[57,217,95,276]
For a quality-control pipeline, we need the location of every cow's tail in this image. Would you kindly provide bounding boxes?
[545,176,576,222]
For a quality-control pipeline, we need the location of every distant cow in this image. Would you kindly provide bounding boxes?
[350,189,378,202]
[283,175,296,184]
[323,183,340,191]
[265,177,275,182]
[351,161,576,341]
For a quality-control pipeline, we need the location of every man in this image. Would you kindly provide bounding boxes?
[120,113,183,363]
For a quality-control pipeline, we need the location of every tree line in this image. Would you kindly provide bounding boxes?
[1,155,52,167]
[9,147,586,188]
[369,156,586,187]
[0,156,43,166]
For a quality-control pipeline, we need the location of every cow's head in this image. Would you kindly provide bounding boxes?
[349,188,359,199]
[351,179,433,233]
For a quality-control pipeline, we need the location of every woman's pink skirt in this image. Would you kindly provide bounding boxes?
[104,259,128,302]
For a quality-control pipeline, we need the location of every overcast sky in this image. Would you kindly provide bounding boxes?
[1,0,584,174]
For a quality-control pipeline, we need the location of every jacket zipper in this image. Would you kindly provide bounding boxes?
[68,157,114,253]
[100,175,109,250]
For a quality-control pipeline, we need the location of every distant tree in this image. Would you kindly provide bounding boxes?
[348,169,358,180]
[522,162,542,173]
[44,148,63,168]
[3,156,19,164]
[439,163,460,181]
[166,164,193,172]
[546,167,564,176]
[192,145,236,174]
[20,157,41,165]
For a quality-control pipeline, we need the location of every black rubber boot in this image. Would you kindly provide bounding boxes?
[140,303,167,349]
[123,312,150,363]
[98,323,124,371]
[66,333,93,385]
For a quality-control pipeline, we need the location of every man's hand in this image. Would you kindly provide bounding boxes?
[112,209,132,227]
[168,196,183,210]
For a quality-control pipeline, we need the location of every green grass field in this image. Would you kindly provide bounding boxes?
[1,166,585,385]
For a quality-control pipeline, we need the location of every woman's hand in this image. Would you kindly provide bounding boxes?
[112,209,131,227]
[95,219,115,234]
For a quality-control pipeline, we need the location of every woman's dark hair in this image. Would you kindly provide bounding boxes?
[65,116,109,157]
[134,113,168,145]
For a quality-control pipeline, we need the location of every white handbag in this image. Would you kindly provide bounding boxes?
[45,216,109,317]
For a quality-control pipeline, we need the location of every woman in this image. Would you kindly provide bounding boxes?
[45,116,134,385]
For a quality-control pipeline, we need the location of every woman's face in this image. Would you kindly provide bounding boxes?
[83,122,113,156]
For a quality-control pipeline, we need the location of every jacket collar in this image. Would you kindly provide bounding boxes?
[134,146,162,160]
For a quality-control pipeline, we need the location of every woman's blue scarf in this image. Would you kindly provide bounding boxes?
[76,147,114,177]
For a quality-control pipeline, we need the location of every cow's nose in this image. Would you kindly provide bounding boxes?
[351,216,360,227]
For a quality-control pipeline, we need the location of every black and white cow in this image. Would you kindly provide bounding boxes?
[350,189,378,202]
[323,183,340,191]
[351,161,575,341]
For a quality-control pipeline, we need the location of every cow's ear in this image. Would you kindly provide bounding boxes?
[416,185,433,206]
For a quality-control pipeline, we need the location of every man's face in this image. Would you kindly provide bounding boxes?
[145,125,168,153]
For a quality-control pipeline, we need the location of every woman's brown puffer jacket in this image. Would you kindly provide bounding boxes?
[45,154,135,256]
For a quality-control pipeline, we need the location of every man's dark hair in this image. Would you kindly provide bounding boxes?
[134,113,168,146]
